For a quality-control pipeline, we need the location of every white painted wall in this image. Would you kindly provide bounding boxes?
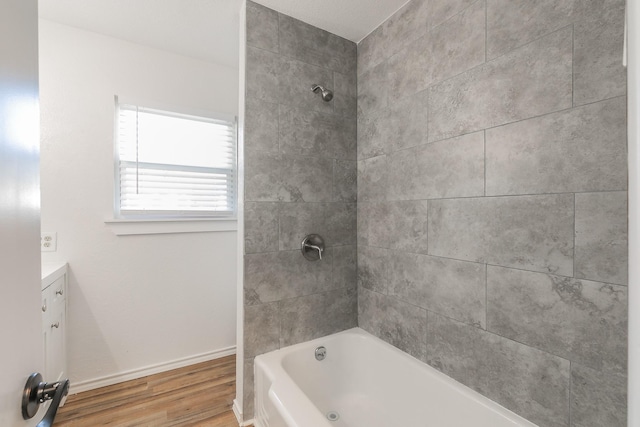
[38,19,238,391]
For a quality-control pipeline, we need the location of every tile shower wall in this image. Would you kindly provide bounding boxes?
[357,1,627,426]
[243,1,357,417]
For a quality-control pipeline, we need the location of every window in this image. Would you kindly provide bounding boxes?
[115,98,237,219]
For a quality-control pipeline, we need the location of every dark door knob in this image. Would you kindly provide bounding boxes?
[22,372,70,427]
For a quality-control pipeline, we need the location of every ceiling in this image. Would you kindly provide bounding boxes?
[254,0,409,42]
[38,0,409,68]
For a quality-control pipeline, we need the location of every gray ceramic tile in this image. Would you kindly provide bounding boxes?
[334,114,357,160]
[246,46,285,103]
[388,131,484,200]
[278,13,356,75]
[574,0,626,22]
[357,155,389,202]
[332,159,356,202]
[358,90,429,160]
[279,155,333,202]
[356,201,378,247]
[357,25,387,77]
[427,313,571,427]
[245,98,279,155]
[357,202,391,248]
[388,200,430,253]
[486,97,627,196]
[428,27,572,142]
[358,287,427,361]
[486,0,575,60]
[575,191,628,286]
[278,105,353,158]
[355,204,369,247]
[331,245,357,290]
[428,0,486,86]
[244,302,280,358]
[244,151,281,202]
[280,287,357,347]
[357,61,388,117]
[428,194,574,275]
[571,364,627,427]
[356,0,430,76]
[389,253,486,327]
[326,203,356,247]
[382,0,430,56]
[245,202,279,254]
[244,286,262,307]
[573,5,626,106]
[243,358,255,418]
[246,1,279,53]
[357,245,392,294]
[357,109,387,160]
[487,266,628,375]
[426,0,479,30]
[333,71,357,117]
[358,200,428,252]
[278,202,325,251]
[387,35,431,103]
[383,90,429,153]
[246,153,334,203]
[244,250,333,304]
[280,58,335,114]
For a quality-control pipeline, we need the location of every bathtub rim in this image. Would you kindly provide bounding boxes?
[254,327,538,427]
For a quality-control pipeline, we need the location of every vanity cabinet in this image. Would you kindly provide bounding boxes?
[41,262,68,382]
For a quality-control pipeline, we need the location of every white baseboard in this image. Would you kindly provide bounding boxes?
[70,346,236,395]
[232,399,254,426]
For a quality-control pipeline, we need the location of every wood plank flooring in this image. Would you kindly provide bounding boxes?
[54,355,241,427]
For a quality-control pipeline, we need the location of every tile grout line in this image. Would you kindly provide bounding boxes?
[430,305,574,367]
[571,23,575,108]
[356,94,625,162]
[426,198,430,260]
[483,130,487,197]
[359,242,627,287]
[573,193,577,278]
[484,263,488,331]
[427,23,574,106]
[275,4,283,351]
[569,360,573,426]
[357,188,627,205]
[484,0,488,63]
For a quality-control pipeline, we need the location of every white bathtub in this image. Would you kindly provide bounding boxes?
[254,327,538,427]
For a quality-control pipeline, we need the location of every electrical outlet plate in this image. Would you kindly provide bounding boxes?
[41,232,57,252]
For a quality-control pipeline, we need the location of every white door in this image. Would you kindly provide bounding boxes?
[0,0,45,425]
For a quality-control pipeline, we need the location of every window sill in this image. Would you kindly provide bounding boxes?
[105,218,237,235]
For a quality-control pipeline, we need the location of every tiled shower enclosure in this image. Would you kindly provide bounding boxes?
[242,0,358,418]
[242,1,628,426]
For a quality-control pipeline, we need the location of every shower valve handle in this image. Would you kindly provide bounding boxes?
[301,234,325,261]
[303,243,323,260]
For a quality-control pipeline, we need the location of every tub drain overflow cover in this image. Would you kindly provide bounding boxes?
[327,411,340,421]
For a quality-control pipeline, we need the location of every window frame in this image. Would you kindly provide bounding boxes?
[113,96,238,222]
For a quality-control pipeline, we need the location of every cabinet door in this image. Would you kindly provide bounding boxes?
[46,308,66,381]
[41,274,67,382]
[42,285,51,379]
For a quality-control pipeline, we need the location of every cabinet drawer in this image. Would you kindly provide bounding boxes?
[42,279,64,321]
[50,276,65,304]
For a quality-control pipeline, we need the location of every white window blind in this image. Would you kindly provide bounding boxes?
[116,102,236,217]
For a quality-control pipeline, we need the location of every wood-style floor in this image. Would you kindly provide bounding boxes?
[54,355,241,427]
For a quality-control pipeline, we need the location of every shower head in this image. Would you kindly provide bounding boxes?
[311,84,333,102]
